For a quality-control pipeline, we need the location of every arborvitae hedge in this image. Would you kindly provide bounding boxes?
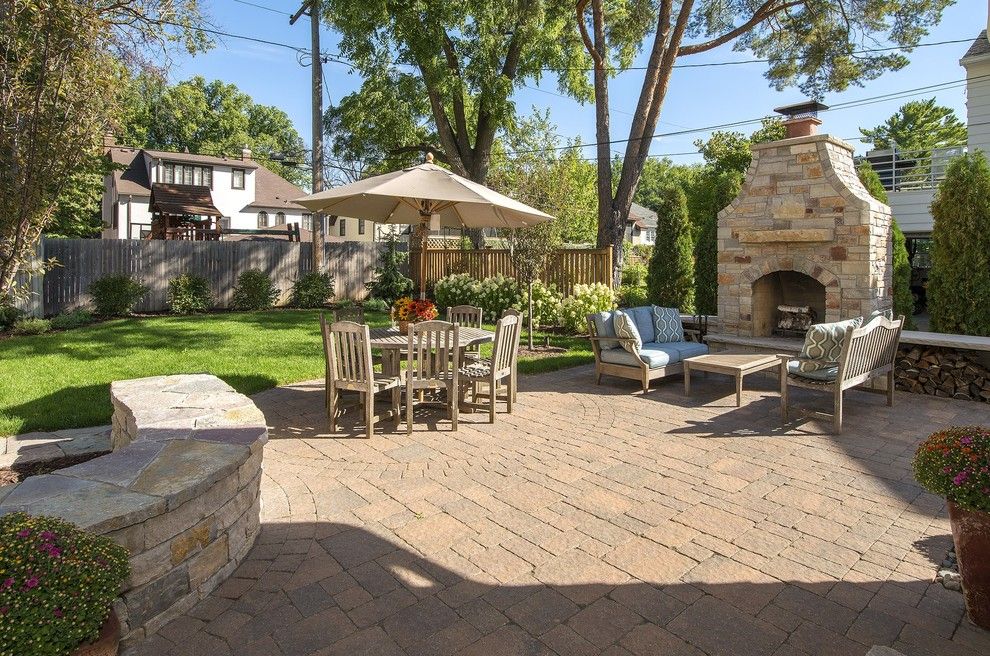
[693,170,741,315]
[928,152,990,335]
[647,182,695,312]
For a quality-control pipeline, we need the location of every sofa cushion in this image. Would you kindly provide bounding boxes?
[613,311,643,353]
[590,311,619,350]
[652,340,709,361]
[598,340,708,369]
[626,306,656,343]
[652,306,685,343]
[788,359,839,382]
[796,317,862,373]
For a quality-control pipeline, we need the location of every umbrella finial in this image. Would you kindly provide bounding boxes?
[425,152,434,164]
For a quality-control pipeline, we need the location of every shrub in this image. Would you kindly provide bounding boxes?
[560,282,616,333]
[50,309,93,331]
[0,304,25,332]
[11,317,51,335]
[476,274,523,322]
[516,280,563,328]
[433,273,481,313]
[630,243,653,262]
[88,274,148,317]
[621,262,648,287]
[617,284,649,308]
[167,273,214,314]
[366,232,413,305]
[647,182,695,312]
[231,269,279,311]
[913,426,990,513]
[0,512,130,656]
[928,152,990,335]
[290,272,335,308]
[362,297,389,313]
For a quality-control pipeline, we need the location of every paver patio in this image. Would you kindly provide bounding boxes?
[135,365,990,656]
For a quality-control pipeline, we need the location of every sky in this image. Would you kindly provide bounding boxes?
[169,0,986,169]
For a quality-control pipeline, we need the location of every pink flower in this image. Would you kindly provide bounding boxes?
[961,437,973,445]
[16,529,30,538]
[942,466,953,474]
[24,576,39,589]
[39,531,55,541]
[48,547,61,558]
[53,608,63,618]
[953,471,969,486]
[0,607,7,616]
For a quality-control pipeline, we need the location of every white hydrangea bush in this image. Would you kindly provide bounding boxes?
[515,280,563,328]
[433,273,481,313]
[560,282,616,333]
[476,274,523,322]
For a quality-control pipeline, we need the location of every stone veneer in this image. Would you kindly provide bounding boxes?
[717,133,893,336]
[0,374,266,654]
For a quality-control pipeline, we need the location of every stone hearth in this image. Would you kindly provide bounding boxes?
[717,133,893,336]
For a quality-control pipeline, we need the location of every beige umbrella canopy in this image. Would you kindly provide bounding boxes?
[295,154,555,297]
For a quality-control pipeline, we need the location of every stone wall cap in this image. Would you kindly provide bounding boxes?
[751,133,855,152]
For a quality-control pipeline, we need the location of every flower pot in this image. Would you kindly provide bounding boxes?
[71,608,120,656]
[948,501,990,629]
[398,320,411,335]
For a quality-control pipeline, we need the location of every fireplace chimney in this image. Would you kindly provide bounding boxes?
[774,100,829,139]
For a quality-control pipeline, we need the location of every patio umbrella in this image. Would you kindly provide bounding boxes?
[294,154,555,298]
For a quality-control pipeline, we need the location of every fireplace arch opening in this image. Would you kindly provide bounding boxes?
[751,271,826,337]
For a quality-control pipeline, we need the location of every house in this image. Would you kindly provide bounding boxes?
[626,202,657,246]
[101,145,381,241]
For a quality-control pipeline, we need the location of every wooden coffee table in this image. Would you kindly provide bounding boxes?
[683,353,781,407]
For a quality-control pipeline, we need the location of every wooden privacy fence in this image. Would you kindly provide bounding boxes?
[35,238,394,316]
[412,247,612,294]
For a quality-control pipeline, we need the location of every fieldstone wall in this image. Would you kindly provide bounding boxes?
[0,374,266,654]
[717,134,893,335]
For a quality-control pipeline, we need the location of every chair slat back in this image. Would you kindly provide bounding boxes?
[324,319,374,386]
[334,306,365,323]
[502,308,523,362]
[491,314,519,376]
[407,321,459,382]
[839,315,904,382]
[447,305,483,328]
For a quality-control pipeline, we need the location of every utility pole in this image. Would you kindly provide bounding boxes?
[291,0,325,273]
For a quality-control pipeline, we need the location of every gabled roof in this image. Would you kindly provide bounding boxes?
[144,148,260,169]
[962,30,990,63]
[628,202,658,230]
[149,183,223,217]
[108,147,151,197]
[248,166,308,211]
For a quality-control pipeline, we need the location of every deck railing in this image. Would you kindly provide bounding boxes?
[861,145,967,192]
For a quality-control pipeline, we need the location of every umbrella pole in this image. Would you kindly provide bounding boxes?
[418,217,428,300]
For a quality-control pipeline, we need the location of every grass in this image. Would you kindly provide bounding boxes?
[0,309,592,436]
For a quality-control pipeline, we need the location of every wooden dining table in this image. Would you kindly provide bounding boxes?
[368,325,495,376]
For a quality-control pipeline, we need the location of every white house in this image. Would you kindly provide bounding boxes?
[101,145,384,242]
[626,202,658,246]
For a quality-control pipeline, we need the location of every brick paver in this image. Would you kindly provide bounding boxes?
[136,366,990,656]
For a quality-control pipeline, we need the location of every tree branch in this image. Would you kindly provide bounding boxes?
[677,0,805,56]
[440,32,472,160]
[388,143,449,164]
[575,0,604,68]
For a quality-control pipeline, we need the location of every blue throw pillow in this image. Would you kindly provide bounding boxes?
[613,311,642,353]
[652,306,684,343]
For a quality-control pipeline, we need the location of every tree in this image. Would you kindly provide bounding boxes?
[694,118,786,177]
[692,171,742,315]
[117,75,307,187]
[856,161,914,328]
[45,154,116,239]
[646,182,693,311]
[321,0,586,243]
[928,153,990,336]
[576,0,953,286]
[366,232,414,305]
[860,98,967,152]
[509,222,563,348]
[0,0,208,301]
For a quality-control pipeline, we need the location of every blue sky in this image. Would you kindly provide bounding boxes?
[170,0,985,167]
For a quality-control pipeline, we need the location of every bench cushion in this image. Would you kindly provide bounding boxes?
[599,340,708,369]
[626,306,656,343]
[787,359,838,382]
[613,311,643,353]
[652,306,685,343]
[590,311,620,350]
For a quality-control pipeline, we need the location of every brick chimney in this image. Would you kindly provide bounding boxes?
[241,146,252,161]
[774,100,828,139]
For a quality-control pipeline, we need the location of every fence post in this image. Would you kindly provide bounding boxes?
[605,247,613,288]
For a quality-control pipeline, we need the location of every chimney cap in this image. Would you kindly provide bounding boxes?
[774,100,829,119]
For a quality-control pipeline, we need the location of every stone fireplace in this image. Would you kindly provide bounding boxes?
[716,129,893,337]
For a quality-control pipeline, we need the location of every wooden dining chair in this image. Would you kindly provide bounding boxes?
[404,320,460,434]
[447,305,484,362]
[501,308,523,403]
[460,313,519,422]
[320,315,400,439]
[334,306,365,323]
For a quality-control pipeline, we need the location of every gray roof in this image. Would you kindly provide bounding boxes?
[628,202,658,229]
[962,31,990,62]
[144,148,260,170]
[247,166,307,211]
[108,147,151,197]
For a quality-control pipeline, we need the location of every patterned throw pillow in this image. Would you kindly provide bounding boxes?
[613,311,643,353]
[652,306,684,343]
[795,317,863,373]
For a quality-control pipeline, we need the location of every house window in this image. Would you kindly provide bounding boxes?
[257,211,269,228]
[231,168,245,190]
[220,217,231,230]
[339,218,347,236]
[163,162,212,188]
[302,214,312,231]
[358,218,366,235]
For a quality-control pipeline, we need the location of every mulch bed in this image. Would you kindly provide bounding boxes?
[517,345,568,360]
[0,451,110,487]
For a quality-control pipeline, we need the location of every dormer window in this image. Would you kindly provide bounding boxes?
[232,168,245,190]
[162,162,213,188]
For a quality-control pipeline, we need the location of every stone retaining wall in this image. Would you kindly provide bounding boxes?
[0,374,266,653]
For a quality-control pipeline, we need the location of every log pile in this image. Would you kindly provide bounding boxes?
[895,346,990,402]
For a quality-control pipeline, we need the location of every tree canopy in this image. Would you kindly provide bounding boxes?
[860,98,967,153]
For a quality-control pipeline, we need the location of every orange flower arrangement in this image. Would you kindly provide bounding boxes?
[392,297,438,323]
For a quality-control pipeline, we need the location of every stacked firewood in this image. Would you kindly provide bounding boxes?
[895,346,990,402]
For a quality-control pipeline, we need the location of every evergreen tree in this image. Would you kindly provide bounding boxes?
[856,161,915,328]
[928,153,990,336]
[693,171,742,315]
[647,183,694,312]
[366,233,413,305]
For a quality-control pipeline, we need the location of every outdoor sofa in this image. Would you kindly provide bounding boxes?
[587,306,708,392]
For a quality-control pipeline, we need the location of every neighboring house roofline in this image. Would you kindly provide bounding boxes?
[961,30,990,65]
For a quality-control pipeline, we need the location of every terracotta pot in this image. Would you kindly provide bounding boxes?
[71,608,120,656]
[398,320,411,335]
[948,501,990,629]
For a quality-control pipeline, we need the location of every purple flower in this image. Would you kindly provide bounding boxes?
[953,471,969,486]
[1,578,13,590]
[39,530,55,542]
[16,529,30,538]
[48,547,61,558]
[961,437,973,445]
[53,608,63,618]
[943,466,953,474]
[24,576,39,589]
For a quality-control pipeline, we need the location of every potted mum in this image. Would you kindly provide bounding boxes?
[0,512,130,656]
[391,296,438,334]
[913,426,990,628]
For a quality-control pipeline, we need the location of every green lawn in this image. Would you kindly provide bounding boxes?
[0,310,592,436]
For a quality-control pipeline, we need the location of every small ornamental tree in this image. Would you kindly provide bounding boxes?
[928,153,990,336]
[646,183,694,312]
[509,221,562,348]
[692,170,742,316]
[856,161,914,327]
[366,232,413,305]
